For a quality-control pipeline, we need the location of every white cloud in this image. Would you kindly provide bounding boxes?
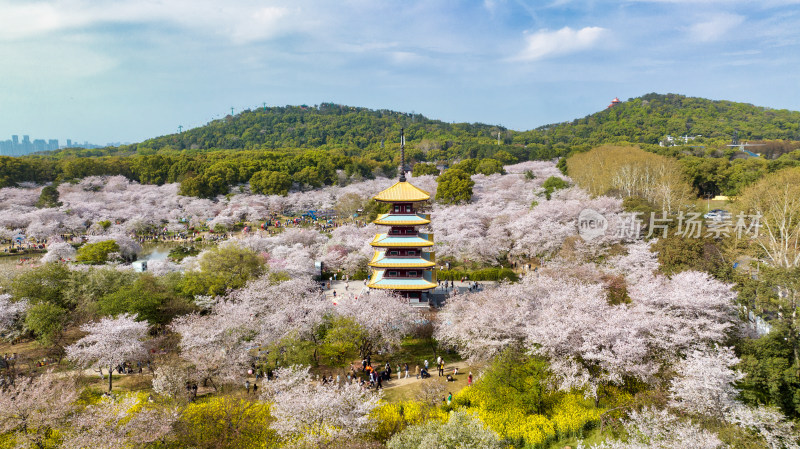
[0,0,297,44]
[688,14,745,42]
[513,26,607,61]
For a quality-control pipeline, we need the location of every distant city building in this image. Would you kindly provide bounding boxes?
[0,134,102,156]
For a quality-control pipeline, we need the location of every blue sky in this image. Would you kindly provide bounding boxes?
[1,0,799,144]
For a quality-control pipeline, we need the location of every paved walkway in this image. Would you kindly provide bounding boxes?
[322,280,497,306]
[379,360,474,390]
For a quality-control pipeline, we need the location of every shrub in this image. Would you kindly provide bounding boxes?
[370,400,447,442]
[76,240,120,264]
[175,397,278,449]
[436,268,518,282]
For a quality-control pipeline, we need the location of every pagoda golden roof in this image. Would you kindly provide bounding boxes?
[373,181,430,203]
[373,213,430,226]
[369,250,436,268]
[370,233,434,248]
[368,270,437,291]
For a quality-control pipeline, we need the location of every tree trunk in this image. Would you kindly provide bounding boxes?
[109,365,113,391]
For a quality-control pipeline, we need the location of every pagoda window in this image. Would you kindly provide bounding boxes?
[404,205,413,213]
[409,271,418,277]
[389,250,399,256]
[388,271,398,277]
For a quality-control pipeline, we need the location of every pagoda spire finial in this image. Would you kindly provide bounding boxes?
[399,128,406,182]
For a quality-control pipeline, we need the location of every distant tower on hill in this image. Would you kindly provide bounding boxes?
[607,97,622,109]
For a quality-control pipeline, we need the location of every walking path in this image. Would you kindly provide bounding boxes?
[379,360,474,390]
[322,280,497,306]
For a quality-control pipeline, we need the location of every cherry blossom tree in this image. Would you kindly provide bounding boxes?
[152,364,190,400]
[0,373,78,449]
[628,270,738,354]
[334,289,419,358]
[435,286,530,361]
[260,365,381,446]
[41,242,77,263]
[669,346,743,418]
[606,239,660,284]
[26,220,64,240]
[66,313,149,391]
[504,160,567,180]
[172,277,331,386]
[436,265,738,402]
[669,347,799,448]
[321,224,376,273]
[0,294,26,335]
[725,404,799,449]
[170,303,256,389]
[587,407,724,449]
[62,394,178,449]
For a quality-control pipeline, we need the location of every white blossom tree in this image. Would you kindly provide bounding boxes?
[172,277,331,386]
[436,265,738,402]
[725,404,799,449]
[66,314,149,391]
[334,289,419,358]
[0,294,27,335]
[669,346,743,418]
[40,241,77,263]
[587,407,724,449]
[260,365,381,446]
[435,286,530,361]
[62,394,178,449]
[0,373,79,449]
[152,364,190,400]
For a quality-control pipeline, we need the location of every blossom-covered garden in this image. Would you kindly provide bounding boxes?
[1,157,798,448]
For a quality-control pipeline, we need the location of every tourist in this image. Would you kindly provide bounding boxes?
[404,363,409,378]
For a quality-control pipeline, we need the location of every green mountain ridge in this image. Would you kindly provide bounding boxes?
[50,93,800,158]
[2,93,800,196]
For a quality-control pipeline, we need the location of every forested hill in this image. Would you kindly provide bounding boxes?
[138,103,504,152]
[131,93,800,153]
[521,93,800,149]
[47,93,800,160]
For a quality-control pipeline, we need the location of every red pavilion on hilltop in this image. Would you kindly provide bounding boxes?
[607,97,621,108]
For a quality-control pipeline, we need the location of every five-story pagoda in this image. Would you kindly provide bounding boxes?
[367,130,437,305]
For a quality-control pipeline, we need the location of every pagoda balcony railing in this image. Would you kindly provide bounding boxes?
[383,272,427,278]
[389,229,419,236]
